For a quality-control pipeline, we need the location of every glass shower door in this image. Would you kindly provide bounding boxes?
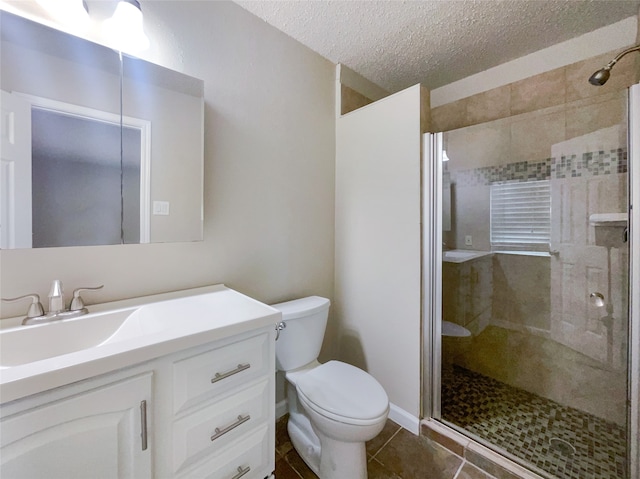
[434,91,630,479]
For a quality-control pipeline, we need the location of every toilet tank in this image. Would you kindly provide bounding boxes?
[271,296,330,371]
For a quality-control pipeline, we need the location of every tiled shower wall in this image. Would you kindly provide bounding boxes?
[431,49,638,133]
[444,145,628,250]
[442,87,628,250]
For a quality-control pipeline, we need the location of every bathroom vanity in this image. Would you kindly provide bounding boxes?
[442,250,493,336]
[0,285,279,479]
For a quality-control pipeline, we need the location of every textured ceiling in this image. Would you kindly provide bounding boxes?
[235,0,640,93]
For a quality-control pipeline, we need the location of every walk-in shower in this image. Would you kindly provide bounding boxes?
[427,83,638,479]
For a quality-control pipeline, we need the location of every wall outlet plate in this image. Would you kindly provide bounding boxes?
[465,235,473,246]
[153,201,170,215]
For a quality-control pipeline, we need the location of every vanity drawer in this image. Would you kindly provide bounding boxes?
[173,332,270,414]
[176,424,271,479]
[172,378,270,474]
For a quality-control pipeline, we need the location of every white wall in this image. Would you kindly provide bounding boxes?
[335,85,422,421]
[0,2,336,325]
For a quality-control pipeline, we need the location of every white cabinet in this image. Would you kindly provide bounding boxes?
[442,255,493,334]
[181,425,271,479]
[168,330,274,478]
[0,326,275,479]
[172,332,271,415]
[0,373,152,479]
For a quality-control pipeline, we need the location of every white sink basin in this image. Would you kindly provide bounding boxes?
[444,251,478,260]
[0,285,280,404]
[0,309,136,367]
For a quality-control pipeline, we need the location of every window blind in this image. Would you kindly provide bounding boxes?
[490,180,551,252]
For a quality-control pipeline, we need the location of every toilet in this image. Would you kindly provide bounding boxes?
[272,296,389,479]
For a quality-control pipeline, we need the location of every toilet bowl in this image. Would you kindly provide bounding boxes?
[442,320,471,337]
[272,297,389,479]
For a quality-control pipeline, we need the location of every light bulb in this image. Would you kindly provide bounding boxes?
[103,0,150,54]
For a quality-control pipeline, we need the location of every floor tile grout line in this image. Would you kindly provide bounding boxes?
[370,456,404,479]
[451,459,466,479]
[285,456,306,479]
[369,425,403,461]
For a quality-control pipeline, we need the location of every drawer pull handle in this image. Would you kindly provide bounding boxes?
[140,400,148,451]
[211,363,250,383]
[231,465,250,479]
[211,414,250,442]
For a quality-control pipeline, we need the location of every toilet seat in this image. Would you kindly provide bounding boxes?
[296,361,389,426]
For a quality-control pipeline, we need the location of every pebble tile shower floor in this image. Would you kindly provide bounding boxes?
[441,365,627,479]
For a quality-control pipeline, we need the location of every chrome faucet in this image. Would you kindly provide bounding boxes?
[2,281,104,325]
[48,279,65,314]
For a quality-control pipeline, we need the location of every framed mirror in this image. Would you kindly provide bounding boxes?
[0,10,204,249]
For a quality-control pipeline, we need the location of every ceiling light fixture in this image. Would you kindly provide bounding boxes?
[103,0,150,54]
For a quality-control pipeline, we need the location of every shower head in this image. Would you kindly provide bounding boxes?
[588,66,612,86]
[588,44,640,86]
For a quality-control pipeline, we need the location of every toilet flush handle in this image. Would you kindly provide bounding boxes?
[275,321,286,340]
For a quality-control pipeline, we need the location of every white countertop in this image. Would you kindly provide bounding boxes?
[0,285,281,404]
[589,213,627,226]
[443,249,493,263]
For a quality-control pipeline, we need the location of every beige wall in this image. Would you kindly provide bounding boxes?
[341,84,373,115]
[0,1,336,337]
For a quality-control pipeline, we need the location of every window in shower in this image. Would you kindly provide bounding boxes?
[435,89,630,479]
[490,180,551,252]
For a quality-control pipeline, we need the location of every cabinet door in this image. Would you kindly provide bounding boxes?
[1,373,152,479]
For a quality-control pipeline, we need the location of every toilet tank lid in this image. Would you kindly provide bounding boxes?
[271,296,330,320]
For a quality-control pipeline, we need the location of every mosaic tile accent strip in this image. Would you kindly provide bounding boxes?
[441,365,627,479]
[447,148,627,186]
[551,148,627,179]
[449,159,551,187]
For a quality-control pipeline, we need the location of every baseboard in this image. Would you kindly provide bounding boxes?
[276,399,288,420]
[388,403,420,435]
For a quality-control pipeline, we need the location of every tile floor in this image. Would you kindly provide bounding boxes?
[275,415,498,479]
[275,365,629,479]
[441,365,627,479]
